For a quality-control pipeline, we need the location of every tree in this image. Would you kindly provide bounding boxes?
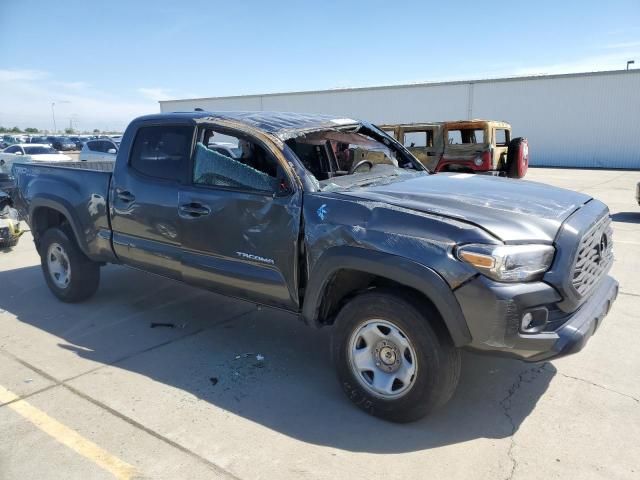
[0,127,6,133]
[93,128,100,133]
[10,126,22,133]
[64,127,75,134]
[24,127,39,133]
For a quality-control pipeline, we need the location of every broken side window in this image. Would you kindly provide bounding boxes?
[192,127,280,193]
[447,128,485,145]
[404,130,434,148]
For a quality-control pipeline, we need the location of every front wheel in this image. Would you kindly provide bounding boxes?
[332,290,461,423]
[40,227,100,302]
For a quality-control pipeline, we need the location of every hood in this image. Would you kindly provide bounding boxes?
[339,173,591,243]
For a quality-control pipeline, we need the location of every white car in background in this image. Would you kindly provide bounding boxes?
[0,144,71,174]
[79,139,119,161]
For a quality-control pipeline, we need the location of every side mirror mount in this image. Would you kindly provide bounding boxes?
[107,148,117,154]
[273,178,293,197]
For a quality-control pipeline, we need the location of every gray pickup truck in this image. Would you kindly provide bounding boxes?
[12,111,618,422]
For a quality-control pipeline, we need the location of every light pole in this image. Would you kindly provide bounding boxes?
[69,113,79,133]
[627,60,635,70]
[51,102,57,133]
[51,100,71,133]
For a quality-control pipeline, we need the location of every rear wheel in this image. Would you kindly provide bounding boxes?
[40,227,100,302]
[506,137,529,178]
[332,289,461,423]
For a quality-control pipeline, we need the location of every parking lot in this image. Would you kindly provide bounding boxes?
[0,168,638,480]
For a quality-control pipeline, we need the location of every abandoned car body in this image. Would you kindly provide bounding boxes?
[381,119,528,177]
[12,111,616,422]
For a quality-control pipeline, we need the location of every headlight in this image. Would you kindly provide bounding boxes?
[456,243,555,282]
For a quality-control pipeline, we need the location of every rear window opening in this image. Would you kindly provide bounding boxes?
[403,130,435,148]
[447,129,485,145]
[495,128,511,146]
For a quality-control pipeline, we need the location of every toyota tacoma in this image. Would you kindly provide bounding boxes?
[12,111,618,422]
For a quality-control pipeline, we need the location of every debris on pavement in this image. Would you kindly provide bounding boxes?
[209,377,218,386]
[150,322,176,329]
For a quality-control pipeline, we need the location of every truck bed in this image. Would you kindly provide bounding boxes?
[11,160,116,262]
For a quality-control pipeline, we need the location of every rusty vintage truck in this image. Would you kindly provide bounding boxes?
[380,120,529,178]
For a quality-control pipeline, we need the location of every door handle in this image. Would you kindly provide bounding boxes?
[179,203,211,217]
[116,189,135,202]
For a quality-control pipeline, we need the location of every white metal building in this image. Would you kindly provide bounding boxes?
[160,70,640,169]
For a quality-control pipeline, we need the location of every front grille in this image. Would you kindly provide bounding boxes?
[571,215,613,297]
[0,227,9,239]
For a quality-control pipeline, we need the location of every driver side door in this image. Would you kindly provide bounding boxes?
[179,125,302,310]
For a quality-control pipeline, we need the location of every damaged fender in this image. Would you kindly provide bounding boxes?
[301,246,472,346]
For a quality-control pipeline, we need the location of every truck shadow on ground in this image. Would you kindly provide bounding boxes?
[0,263,556,454]
[611,212,640,224]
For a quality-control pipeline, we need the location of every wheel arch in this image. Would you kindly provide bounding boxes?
[29,196,89,256]
[301,247,472,347]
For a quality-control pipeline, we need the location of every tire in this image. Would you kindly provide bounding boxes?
[506,137,529,178]
[40,226,100,302]
[331,289,461,423]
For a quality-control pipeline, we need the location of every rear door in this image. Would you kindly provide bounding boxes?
[178,124,302,310]
[493,127,511,170]
[109,123,194,279]
[441,125,488,171]
[401,127,441,171]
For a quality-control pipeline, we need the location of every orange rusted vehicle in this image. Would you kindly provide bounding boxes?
[380,120,529,178]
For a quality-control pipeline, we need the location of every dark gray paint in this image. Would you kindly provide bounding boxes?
[338,173,592,244]
[11,111,618,361]
[178,184,302,309]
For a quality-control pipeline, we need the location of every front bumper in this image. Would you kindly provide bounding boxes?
[455,275,618,362]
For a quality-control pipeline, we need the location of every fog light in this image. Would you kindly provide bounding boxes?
[521,313,533,330]
[474,157,483,166]
[520,308,548,334]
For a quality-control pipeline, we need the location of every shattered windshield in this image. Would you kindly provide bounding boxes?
[285,124,428,192]
[319,164,424,192]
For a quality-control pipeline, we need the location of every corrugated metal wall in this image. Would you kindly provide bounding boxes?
[160,70,640,168]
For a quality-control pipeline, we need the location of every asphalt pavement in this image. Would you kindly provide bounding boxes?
[0,168,638,479]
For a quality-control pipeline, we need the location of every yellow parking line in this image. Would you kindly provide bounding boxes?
[0,385,138,480]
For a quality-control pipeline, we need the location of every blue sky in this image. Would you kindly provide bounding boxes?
[1,0,639,131]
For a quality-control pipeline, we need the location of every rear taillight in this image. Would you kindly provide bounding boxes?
[474,150,491,168]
